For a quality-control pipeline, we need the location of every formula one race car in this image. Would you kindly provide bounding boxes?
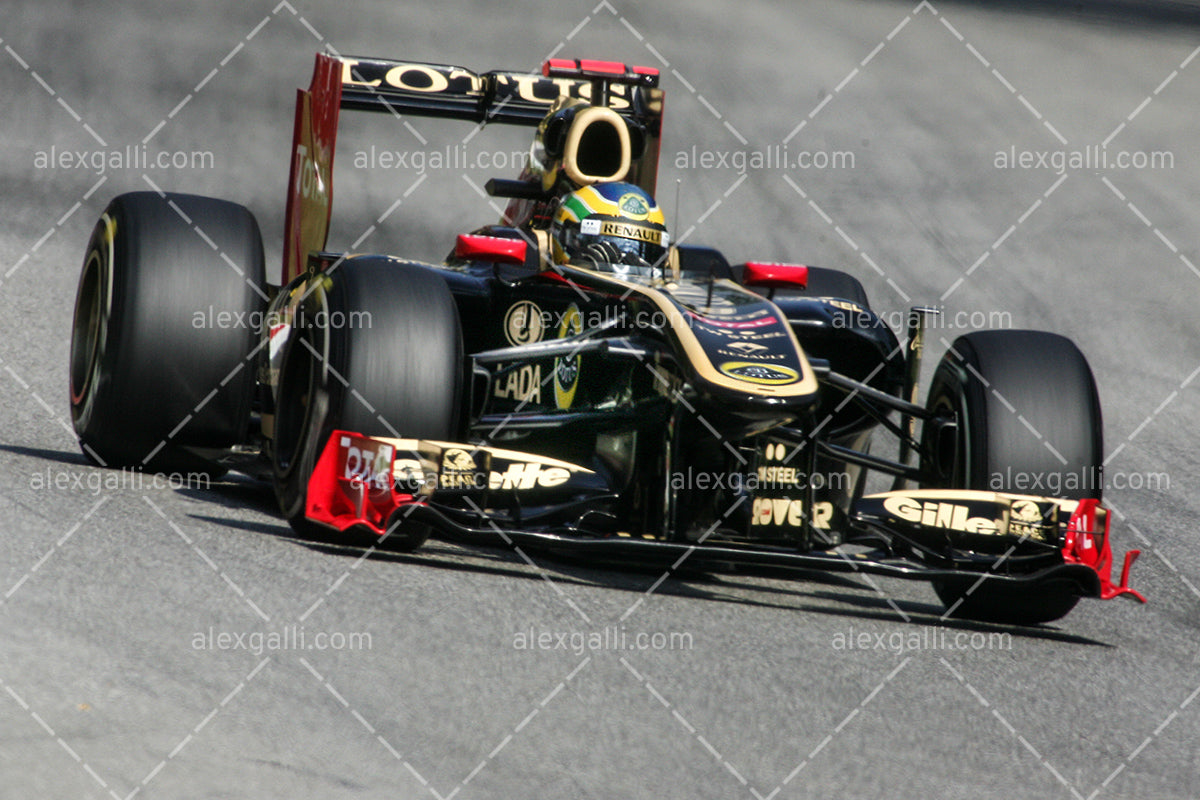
[69,53,1144,624]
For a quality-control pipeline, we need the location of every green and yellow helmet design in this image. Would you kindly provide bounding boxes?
[551,182,669,279]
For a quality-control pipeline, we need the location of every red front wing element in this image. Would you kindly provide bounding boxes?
[305,430,414,535]
[1063,498,1145,602]
[304,430,1146,605]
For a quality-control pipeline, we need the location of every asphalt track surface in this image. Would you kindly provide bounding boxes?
[3,1,1200,798]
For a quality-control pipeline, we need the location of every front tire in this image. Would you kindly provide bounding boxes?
[70,192,265,472]
[272,257,462,550]
[921,330,1103,624]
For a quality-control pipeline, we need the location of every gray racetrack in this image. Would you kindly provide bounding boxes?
[3,1,1199,797]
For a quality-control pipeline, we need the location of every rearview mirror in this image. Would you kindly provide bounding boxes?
[455,234,528,265]
[741,261,809,289]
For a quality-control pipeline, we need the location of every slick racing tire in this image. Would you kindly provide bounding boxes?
[70,192,265,473]
[272,257,462,550]
[921,330,1103,625]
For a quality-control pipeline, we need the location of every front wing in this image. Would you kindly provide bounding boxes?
[304,431,1145,604]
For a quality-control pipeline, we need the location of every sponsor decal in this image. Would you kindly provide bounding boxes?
[758,443,826,490]
[494,364,543,403]
[338,59,637,111]
[392,458,433,493]
[595,220,664,245]
[763,442,791,462]
[750,497,833,529]
[440,447,486,490]
[1010,499,1042,522]
[580,217,602,235]
[690,311,778,328]
[294,143,328,203]
[717,344,787,362]
[882,495,999,536]
[503,300,545,346]
[1007,499,1053,542]
[826,299,864,314]
[718,361,801,386]
[757,465,803,487]
[696,325,787,342]
[489,461,572,490]
[727,341,769,355]
[341,61,483,95]
[341,436,393,492]
[444,448,476,471]
[554,304,583,409]
[436,449,578,492]
[618,192,650,219]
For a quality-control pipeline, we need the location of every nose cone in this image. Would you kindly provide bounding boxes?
[675,296,820,436]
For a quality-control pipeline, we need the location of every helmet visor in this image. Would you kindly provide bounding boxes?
[568,216,669,272]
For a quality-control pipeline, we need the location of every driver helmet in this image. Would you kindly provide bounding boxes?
[551,182,670,281]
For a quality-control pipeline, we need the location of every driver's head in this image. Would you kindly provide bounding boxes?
[551,182,669,281]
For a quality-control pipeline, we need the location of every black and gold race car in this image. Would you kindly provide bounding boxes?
[68,54,1143,624]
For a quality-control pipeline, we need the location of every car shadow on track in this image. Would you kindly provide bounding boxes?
[801,590,1110,646]
[878,0,1200,29]
[15,455,1115,645]
[180,479,282,516]
[189,498,891,602]
[0,443,92,467]
[187,489,1110,646]
[311,535,1111,644]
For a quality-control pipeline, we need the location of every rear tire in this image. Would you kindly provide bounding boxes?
[272,258,462,550]
[70,192,265,473]
[921,330,1103,624]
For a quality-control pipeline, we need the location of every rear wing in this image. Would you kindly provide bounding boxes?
[282,53,665,282]
[340,56,662,125]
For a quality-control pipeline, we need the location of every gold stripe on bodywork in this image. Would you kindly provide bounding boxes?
[557,266,820,399]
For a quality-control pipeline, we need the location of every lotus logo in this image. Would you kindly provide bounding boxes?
[554,304,583,409]
[718,361,800,386]
[1010,499,1042,523]
[443,448,477,472]
[618,192,649,219]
